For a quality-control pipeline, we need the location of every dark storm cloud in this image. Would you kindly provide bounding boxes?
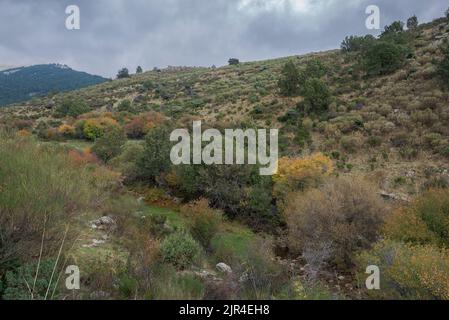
[0,0,447,77]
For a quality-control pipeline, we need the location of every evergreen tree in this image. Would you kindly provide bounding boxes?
[117,68,130,79]
[407,15,418,30]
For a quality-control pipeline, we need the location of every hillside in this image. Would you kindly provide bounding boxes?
[1,15,449,300]
[2,17,448,194]
[0,64,108,106]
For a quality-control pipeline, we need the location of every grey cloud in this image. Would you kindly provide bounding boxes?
[0,0,447,77]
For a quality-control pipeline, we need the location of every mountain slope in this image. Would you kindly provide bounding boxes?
[0,64,108,106]
[1,17,448,194]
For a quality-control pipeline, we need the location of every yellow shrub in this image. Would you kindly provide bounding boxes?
[83,117,120,140]
[357,240,449,300]
[58,124,75,136]
[273,153,333,201]
[384,189,449,247]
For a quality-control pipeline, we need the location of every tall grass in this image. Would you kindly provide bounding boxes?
[0,132,108,277]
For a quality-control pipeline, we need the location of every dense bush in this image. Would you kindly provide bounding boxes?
[284,177,387,270]
[362,41,409,75]
[117,68,130,79]
[301,59,327,80]
[228,58,240,66]
[278,61,301,96]
[181,199,223,247]
[341,35,376,53]
[300,78,332,113]
[124,112,164,139]
[117,99,133,112]
[55,97,90,117]
[160,231,202,269]
[81,116,120,140]
[381,21,404,37]
[407,15,418,30]
[356,240,449,300]
[383,189,449,247]
[273,153,333,202]
[109,142,144,182]
[92,126,127,162]
[2,259,58,300]
[136,126,172,182]
[238,238,289,299]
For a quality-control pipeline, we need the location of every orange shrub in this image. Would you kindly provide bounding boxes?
[124,112,164,139]
[68,148,100,167]
[17,129,31,137]
[58,124,76,137]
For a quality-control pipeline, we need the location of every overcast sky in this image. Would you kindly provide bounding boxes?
[0,0,447,77]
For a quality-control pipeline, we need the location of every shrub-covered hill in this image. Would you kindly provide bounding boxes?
[1,14,449,301]
[0,64,108,106]
[2,16,449,195]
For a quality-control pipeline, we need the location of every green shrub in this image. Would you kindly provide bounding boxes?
[278,61,301,96]
[239,238,289,300]
[92,127,127,162]
[55,97,90,117]
[381,21,404,36]
[2,259,58,300]
[301,59,327,79]
[160,231,202,269]
[181,199,222,247]
[356,240,449,300]
[301,78,332,114]
[362,41,409,75]
[137,127,172,182]
[228,58,240,66]
[109,141,144,182]
[407,15,418,30]
[117,68,130,79]
[383,189,449,247]
[117,99,133,112]
[341,35,376,53]
[118,274,138,299]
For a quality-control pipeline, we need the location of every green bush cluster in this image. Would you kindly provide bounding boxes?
[54,97,90,118]
[160,231,202,269]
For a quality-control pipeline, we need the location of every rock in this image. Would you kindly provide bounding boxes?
[239,272,249,283]
[380,190,410,202]
[90,216,116,231]
[82,239,106,248]
[90,291,110,300]
[216,263,233,274]
[337,275,345,281]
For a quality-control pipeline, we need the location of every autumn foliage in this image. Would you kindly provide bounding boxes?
[273,153,333,202]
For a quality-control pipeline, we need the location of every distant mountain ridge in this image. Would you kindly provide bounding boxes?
[0,64,108,106]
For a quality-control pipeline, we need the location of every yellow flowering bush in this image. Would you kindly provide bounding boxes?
[273,153,333,202]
